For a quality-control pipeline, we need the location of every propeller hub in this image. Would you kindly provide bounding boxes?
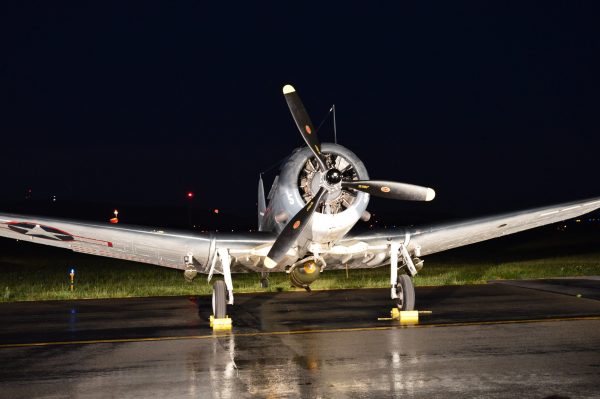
[325,168,343,185]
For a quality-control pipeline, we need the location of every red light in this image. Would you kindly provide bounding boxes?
[110,217,119,224]
[214,209,219,214]
[187,192,194,199]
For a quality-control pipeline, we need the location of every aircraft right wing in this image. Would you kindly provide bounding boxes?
[407,196,600,257]
[327,196,600,270]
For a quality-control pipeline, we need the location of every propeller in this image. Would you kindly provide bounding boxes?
[264,187,327,269]
[341,180,436,201]
[283,85,327,171]
[264,84,436,268]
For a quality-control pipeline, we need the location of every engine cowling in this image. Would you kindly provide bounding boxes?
[265,143,370,236]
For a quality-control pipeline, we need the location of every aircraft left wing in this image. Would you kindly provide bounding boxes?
[0,213,275,273]
[323,196,600,270]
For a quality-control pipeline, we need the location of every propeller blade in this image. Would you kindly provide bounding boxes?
[342,180,436,202]
[264,187,327,268]
[283,84,327,170]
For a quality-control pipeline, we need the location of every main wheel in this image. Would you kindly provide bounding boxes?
[395,274,415,311]
[212,280,227,319]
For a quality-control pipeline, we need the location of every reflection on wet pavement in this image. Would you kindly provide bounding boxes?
[1,282,600,398]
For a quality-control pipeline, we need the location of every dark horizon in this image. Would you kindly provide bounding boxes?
[2,2,599,221]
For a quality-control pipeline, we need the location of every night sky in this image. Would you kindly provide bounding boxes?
[1,2,599,224]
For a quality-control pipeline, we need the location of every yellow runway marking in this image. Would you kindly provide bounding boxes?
[1,316,599,349]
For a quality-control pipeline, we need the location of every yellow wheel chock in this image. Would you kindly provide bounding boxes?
[209,315,232,330]
[379,309,431,324]
[394,309,418,324]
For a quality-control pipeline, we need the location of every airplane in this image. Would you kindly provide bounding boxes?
[1,84,599,321]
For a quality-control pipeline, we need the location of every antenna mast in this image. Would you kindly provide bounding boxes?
[332,104,337,144]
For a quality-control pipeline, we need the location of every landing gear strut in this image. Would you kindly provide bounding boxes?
[208,248,234,324]
[389,239,417,311]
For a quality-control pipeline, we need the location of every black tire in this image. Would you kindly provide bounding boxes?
[212,280,227,319]
[396,274,415,311]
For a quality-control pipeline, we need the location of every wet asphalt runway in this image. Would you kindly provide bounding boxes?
[1,280,599,398]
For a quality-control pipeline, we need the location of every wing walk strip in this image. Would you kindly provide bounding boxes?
[2,316,599,349]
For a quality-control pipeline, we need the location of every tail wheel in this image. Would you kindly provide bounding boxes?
[212,280,227,319]
[395,274,415,311]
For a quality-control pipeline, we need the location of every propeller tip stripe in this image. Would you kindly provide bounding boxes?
[426,188,436,201]
[264,257,278,269]
[283,84,296,94]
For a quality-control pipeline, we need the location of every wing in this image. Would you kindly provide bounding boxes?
[408,196,600,256]
[0,213,275,273]
[3,197,598,274]
[321,197,600,270]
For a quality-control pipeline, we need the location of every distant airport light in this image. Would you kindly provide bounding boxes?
[187,192,194,199]
[110,209,119,224]
[214,208,219,214]
[69,268,75,291]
